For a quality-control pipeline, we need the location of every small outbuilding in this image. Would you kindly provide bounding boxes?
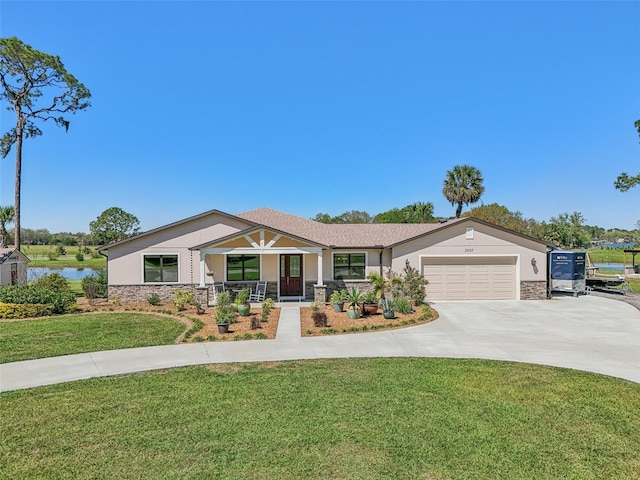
[0,248,30,286]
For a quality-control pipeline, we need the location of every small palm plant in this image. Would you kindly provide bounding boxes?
[367,271,386,300]
[381,298,395,319]
[346,286,362,319]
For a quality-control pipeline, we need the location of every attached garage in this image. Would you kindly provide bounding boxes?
[422,256,518,300]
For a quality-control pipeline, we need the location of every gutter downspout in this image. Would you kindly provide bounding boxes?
[99,248,109,297]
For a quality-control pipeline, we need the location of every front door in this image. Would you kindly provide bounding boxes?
[280,254,303,297]
[10,264,18,285]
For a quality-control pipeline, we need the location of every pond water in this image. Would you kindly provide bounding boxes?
[27,267,101,281]
[593,263,624,271]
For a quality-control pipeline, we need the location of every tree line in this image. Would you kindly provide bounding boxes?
[314,203,640,250]
[0,206,140,248]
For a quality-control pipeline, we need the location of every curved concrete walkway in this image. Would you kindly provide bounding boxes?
[1,295,639,392]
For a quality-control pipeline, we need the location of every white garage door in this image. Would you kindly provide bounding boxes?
[423,257,517,300]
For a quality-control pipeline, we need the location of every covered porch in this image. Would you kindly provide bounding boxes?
[191,227,328,303]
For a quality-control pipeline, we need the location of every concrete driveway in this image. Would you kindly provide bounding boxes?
[1,295,639,392]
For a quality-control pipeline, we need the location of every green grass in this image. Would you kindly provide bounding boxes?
[1,358,638,479]
[28,257,107,268]
[0,313,185,363]
[587,248,631,264]
[67,279,84,296]
[20,244,107,268]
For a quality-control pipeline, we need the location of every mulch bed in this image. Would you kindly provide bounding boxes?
[76,299,439,341]
[300,304,439,336]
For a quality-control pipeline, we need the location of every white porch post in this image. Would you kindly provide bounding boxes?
[199,251,206,287]
[317,250,324,285]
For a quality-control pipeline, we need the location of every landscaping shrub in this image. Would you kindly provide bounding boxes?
[312,310,328,327]
[0,284,76,314]
[403,260,427,306]
[75,252,84,261]
[148,293,161,306]
[394,296,413,314]
[419,304,433,320]
[81,269,107,299]
[172,290,196,311]
[215,292,236,325]
[261,298,275,322]
[32,272,70,292]
[386,261,427,306]
[0,302,54,319]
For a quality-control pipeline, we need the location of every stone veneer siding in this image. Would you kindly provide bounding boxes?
[110,280,547,303]
[109,281,281,306]
[520,281,548,300]
[108,284,205,304]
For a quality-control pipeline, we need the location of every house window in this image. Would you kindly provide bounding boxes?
[227,255,260,281]
[333,253,365,280]
[144,255,178,283]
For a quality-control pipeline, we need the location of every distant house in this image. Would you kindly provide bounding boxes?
[0,248,30,286]
[98,208,550,304]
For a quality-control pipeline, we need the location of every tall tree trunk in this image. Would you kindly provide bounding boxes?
[455,203,463,218]
[14,115,23,251]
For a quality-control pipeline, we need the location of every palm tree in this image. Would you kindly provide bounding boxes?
[442,165,485,218]
[0,205,15,248]
[404,202,434,223]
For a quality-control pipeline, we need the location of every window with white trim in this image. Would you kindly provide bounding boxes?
[333,253,365,280]
[227,255,260,281]
[144,255,178,282]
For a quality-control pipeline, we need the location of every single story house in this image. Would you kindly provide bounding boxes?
[98,207,550,304]
[0,248,30,286]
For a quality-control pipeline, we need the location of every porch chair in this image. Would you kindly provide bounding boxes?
[249,281,267,302]
[210,282,226,306]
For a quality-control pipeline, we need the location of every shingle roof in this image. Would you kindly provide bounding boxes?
[0,248,30,263]
[0,248,13,263]
[236,207,465,248]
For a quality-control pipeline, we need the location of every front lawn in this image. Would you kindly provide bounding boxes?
[1,358,639,479]
[0,313,186,363]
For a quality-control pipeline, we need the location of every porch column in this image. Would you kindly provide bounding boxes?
[316,250,324,286]
[199,251,206,287]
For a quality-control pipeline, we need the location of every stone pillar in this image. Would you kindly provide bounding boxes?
[314,284,327,304]
[195,286,209,306]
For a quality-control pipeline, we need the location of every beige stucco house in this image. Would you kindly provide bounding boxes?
[0,248,30,286]
[98,207,550,304]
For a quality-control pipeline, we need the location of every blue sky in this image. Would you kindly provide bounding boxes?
[1,0,638,233]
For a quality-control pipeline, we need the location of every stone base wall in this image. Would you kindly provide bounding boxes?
[109,284,205,304]
[109,281,281,306]
[520,281,548,300]
[324,281,375,296]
